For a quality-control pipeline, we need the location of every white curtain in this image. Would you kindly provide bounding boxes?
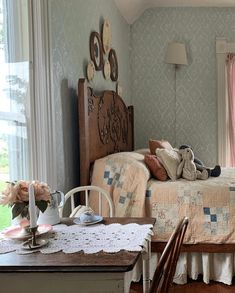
[226,53,235,167]
[0,0,30,181]
[1,0,57,187]
[216,38,235,167]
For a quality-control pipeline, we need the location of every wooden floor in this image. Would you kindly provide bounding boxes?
[130,276,235,293]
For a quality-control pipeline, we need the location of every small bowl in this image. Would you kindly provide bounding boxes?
[80,212,95,223]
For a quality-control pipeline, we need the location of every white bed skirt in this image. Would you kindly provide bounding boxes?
[173,252,235,285]
[126,252,235,290]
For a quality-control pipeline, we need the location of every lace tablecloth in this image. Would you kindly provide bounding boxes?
[0,223,153,255]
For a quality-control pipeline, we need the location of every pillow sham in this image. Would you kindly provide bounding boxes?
[135,148,151,155]
[149,139,173,155]
[155,148,181,181]
[144,154,168,181]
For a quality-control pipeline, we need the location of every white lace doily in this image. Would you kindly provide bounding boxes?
[0,223,153,255]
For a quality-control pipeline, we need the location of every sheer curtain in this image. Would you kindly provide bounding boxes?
[0,0,56,230]
[226,54,235,167]
[0,0,30,181]
[0,0,30,230]
[2,0,57,186]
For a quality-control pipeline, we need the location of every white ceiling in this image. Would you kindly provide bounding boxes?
[114,0,235,24]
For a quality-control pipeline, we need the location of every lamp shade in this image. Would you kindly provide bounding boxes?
[165,42,188,65]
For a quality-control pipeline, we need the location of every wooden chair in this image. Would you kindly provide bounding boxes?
[61,185,114,217]
[150,217,189,293]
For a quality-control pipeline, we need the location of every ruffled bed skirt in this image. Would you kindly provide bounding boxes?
[126,252,235,291]
[173,252,235,285]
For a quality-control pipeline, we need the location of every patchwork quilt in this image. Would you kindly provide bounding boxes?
[90,152,235,244]
[90,152,150,217]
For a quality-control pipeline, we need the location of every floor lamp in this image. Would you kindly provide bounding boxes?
[165,42,188,147]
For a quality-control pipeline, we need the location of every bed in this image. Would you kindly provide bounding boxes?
[77,78,235,285]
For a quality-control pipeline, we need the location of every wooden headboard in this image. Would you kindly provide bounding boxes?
[78,78,134,186]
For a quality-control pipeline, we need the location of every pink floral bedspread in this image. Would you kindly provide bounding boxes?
[91,152,235,244]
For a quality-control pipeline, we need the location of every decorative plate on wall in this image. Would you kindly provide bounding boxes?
[87,60,95,82]
[116,82,123,96]
[108,48,118,81]
[90,32,103,71]
[102,19,111,54]
[103,59,111,80]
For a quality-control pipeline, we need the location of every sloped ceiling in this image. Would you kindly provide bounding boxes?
[114,0,235,24]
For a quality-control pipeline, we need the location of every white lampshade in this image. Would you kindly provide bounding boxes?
[165,42,188,65]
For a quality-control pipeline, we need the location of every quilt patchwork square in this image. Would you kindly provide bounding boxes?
[230,183,235,204]
[178,188,203,206]
[151,203,178,234]
[146,189,151,198]
[203,206,229,235]
[103,160,125,188]
[118,192,133,204]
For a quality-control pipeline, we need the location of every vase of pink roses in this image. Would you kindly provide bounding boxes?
[0,180,51,224]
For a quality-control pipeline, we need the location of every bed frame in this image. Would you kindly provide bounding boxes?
[77,78,235,253]
[78,78,134,187]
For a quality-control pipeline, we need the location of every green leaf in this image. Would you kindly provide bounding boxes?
[12,202,27,219]
[21,205,29,218]
[36,200,48,213]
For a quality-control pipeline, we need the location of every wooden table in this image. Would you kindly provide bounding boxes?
[0,217,155,293]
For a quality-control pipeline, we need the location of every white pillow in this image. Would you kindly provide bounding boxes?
[155,148,181,181]
[134,148,150,155]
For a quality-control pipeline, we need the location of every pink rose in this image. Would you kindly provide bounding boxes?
[33,181,51,202]
[0,180,51,205]
[15,180,30,202]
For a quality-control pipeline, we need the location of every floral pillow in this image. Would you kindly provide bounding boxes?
[144,154,168,181]
[155,148,181,181]
[149,139,173,155]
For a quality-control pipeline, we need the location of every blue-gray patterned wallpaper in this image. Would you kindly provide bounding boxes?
[131,8,235,166]
[49,0,130,191]
[49,4,235,192]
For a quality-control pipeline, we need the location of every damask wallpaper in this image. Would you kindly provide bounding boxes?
[49,0,130,191]
[131,8,235,166]
[49,3,235,192]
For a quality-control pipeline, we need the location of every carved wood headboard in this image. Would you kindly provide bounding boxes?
[78,78,134,186]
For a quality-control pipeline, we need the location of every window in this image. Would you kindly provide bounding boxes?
[0,0,56,230]
[0,0,30,230]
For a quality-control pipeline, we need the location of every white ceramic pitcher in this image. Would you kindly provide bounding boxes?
[37,191,65,225]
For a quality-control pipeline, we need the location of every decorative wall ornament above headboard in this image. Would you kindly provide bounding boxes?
[108,48,118,81]
[89,32,103,71]
[86,19,119,85]
[86,60,95,82]
[102,19,112,54]
[103,59,111,80]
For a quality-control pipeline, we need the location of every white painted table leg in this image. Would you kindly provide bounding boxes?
[142,239,151,293]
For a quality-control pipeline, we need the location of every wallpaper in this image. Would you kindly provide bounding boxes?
[49,4,235,192]
[131,8,235,166]
[49,0,130,192]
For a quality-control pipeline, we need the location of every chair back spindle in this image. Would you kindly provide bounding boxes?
[150,217,189,293]
[99,192,102,215]
[62,185,114,217]
[85,189,89,207]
